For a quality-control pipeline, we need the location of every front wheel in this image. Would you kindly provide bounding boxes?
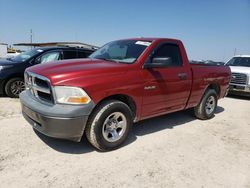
[85,100,133,151]
[194,89,218,120]
[5,78,25,98]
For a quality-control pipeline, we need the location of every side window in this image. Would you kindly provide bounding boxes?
[39,51,60,64]
[78,51,87,58]
[63,50,77,59]
[78,50,95,58]
[153,43,183,66]
[86,51,94,57]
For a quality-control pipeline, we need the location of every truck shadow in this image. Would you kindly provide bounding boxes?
[132,107,223,137]
[34,130,95,154]
[34,106,224,154]
[226,94,250,100]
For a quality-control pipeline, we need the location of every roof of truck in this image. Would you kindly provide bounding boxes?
[121,37,181,42]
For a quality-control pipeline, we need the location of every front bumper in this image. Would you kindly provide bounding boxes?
[20,90,95,142]
[228,84,250,96]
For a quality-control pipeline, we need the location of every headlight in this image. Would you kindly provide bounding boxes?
[54,86,91,104]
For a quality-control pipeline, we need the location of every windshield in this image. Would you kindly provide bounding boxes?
[226,57,250,67]
[11,48,43,62]
[89,40,152,64]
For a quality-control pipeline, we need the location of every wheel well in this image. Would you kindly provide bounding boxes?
[207,83,220,97]
[95,94,137,120]
[3,76,23,90]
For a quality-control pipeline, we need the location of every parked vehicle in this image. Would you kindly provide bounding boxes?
[224,55,250,96]
[0,46,95,97]
[20,38,231,151]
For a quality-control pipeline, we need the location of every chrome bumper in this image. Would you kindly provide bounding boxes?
[229,84,250,93]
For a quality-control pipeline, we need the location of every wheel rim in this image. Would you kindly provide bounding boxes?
[205,96,216,115]
[102,112,127,142]
[10,80,25,96]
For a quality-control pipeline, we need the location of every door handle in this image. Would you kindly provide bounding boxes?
[178,73,187,80]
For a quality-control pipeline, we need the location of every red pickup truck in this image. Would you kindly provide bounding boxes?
[20,38,231,151]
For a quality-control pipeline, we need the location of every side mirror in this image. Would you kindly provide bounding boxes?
[34,57,41,64]
[28,58,36,65]
[144,57,172,68]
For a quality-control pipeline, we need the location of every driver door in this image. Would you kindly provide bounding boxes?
[141,43,192,118]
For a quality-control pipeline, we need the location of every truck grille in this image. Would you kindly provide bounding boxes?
[230,73,247,85]
[24,72,54,104]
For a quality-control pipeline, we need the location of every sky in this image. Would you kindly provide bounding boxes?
[0,0,249,61]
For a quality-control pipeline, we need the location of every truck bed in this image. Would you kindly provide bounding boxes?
[185,64,231,109]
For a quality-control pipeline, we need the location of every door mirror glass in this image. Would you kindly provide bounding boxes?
[144,57,172,68]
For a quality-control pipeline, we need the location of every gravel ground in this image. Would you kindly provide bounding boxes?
[0,96,249,188]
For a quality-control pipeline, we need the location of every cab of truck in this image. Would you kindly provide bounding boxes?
[225,55,250,96]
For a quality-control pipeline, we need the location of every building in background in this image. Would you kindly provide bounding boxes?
[0,43,22,58]
[14,42,99,50]
[0,43,8,58]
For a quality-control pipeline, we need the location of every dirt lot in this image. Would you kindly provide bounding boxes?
[0,96,249,188]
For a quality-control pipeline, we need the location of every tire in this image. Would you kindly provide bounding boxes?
[85,100,133,151]
[194,89,218,120]
[5,78,25,98]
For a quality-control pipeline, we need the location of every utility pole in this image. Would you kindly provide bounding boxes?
[30,29,33,49]
[234,48,237,56]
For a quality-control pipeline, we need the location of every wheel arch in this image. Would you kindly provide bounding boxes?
[206,83,220,97]
[3,74,24,88]
[92,94,137,122]
[3,74,24,95]
[196,83,220,106]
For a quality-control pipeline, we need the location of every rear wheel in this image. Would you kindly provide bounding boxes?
[5,78,25,98]
[194,89,218,120]
[85,100,133,151]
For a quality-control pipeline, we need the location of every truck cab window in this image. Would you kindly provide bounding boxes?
[63,50,77,59]
[78,51,87,58]
[153,44,183,66]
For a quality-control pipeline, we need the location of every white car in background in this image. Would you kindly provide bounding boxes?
[225,55,250,96]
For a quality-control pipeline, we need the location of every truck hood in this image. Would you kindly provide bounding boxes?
[229,66,250,75]
[27,58,129,85]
